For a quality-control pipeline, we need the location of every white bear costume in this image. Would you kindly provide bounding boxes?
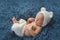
[11,7,53,37]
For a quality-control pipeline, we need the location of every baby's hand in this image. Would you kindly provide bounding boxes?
[27,18,35,24]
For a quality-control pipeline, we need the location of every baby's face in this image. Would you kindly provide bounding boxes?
[35,13,44,26]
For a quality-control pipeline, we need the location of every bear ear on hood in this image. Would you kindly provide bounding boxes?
[49,11,53,18]
[41,7,46,11]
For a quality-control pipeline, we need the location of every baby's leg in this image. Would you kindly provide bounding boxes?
[12,17,19,23]
[27,18,35,24]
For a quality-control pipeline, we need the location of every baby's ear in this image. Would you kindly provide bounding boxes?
[49,12,53,18]
[41,7,46,11]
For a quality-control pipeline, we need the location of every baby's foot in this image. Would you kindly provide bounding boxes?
[12,17,17,23]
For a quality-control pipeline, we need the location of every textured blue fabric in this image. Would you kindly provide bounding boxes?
[0,0,60,40]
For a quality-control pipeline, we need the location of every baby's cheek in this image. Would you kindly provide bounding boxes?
[36,21,41,26]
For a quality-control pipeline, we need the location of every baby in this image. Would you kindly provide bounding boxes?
[11,7,53,37]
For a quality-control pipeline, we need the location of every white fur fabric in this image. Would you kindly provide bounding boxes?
[11,19,26,37]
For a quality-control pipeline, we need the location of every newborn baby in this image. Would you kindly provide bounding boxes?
[11,7,53,37]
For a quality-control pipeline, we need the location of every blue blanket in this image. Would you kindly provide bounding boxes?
[0,0,60,40]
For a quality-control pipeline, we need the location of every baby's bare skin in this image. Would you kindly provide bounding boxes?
[24,13,44,36]
[24,22,42,36]
[12,13,44,37]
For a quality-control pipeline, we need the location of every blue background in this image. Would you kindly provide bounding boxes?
[0,0,60,40]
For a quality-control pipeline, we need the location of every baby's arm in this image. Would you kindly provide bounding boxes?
[28,26,42,37]
[27,18,35,24]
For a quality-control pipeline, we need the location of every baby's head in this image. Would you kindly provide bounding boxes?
[35,13,44,26]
